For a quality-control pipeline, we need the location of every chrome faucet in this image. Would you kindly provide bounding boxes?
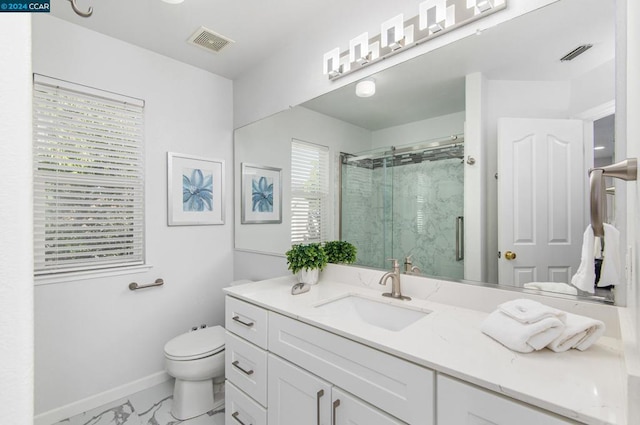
[403,255,421,275]
[379,259,411,301]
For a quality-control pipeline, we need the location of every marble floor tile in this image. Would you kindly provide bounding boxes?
[52,380,224,425]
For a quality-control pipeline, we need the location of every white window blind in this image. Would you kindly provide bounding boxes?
[291,139,329,244]
[33,75,145,276]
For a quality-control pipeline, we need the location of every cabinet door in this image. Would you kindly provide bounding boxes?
[332,387,407,425]
[437,375,575,424]
[268,354,332,425]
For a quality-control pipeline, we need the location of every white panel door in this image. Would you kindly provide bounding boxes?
[268,353,332,425]
[498,118,584,286]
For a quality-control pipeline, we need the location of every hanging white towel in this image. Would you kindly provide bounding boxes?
[571,226,597,294]
[547,312,606,352]
[498,299,566,324]
[523,282,578,296]
[481,310,565,353]
[597,223,622,287]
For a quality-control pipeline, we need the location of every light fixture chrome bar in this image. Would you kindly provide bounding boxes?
[324,0,506,80]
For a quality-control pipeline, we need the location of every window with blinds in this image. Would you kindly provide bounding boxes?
[291,139,330,244]
[33,75,145,276]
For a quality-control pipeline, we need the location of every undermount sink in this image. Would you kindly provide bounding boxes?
[314,294,430,332]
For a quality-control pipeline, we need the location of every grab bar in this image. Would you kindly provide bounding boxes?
[455,216,464,261]
[589,158,637,238]
[129,278,164,291]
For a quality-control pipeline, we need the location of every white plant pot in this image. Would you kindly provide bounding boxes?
[298,268,320,285]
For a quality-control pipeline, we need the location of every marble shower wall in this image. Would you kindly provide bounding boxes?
[342,157,464,279]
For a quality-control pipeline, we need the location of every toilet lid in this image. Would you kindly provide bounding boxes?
[164,326,225,360]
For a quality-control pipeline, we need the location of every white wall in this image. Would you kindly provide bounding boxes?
[32,16,234,417]
[0,14,34,425]
[370,111,465,149]
[233,0,558,129]
[234,106,371,278]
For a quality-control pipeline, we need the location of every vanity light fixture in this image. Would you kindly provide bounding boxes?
[420,0,448,34]
[350,32,371,65]
[323,48,343,78]
[476,0,494,13]
[355,79,376,98]
[323,0,506,80]
[381,14,406,50]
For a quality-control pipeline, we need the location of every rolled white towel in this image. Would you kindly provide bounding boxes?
[523,282,578,296]
[481,310,565,353]
[498,298,566,324]
[547,312,606,353]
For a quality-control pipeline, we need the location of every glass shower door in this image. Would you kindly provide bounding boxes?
[341,137,464,279]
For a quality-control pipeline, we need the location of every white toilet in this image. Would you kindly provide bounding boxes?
[164,325,226,420]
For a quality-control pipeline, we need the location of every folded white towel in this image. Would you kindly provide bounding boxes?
[571,226,597,293]
[597,223,622,287]
[498,299,566,324]
[523,282,578,296]
[547,312,606,352]
[481,310,565,353]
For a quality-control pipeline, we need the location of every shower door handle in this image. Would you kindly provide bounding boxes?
[455,216,464,261]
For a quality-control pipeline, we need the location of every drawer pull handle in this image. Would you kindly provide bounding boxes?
[332,399,340,425]
[317,389,324,425]
[232,315,255,327]
[232,360,255,376]
[232,411,251,425]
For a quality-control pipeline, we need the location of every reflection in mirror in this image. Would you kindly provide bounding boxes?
[341,135,465,280]
[234,0,620,305]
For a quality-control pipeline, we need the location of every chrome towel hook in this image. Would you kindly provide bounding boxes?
[68,0,93,17]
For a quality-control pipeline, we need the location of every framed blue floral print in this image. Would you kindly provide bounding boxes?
[241,163,282,224]
[167,152,225,226]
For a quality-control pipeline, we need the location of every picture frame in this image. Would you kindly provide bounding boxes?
[241,163,282,224]
[167,152,225,226]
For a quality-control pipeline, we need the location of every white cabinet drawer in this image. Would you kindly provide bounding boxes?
[226,381,267,425]
[226,296,268,349]
[268,312,434,425]
[226,331,268,407]
[437,375,576,424]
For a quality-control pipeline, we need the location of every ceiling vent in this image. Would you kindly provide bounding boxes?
[560,44,593,61]
[187,26,234,53]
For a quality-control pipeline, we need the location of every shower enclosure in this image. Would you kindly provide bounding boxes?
[340,135,465,280]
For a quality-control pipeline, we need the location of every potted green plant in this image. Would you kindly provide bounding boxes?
[324,240,357,264]
[285,243,328,285]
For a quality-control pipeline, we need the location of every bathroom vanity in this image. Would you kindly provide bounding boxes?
[224,266,625,425]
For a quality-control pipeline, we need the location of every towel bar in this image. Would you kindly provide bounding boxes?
[589,158,637,238]
[129,278,164,291]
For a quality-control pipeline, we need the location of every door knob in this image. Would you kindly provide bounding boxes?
[504,251,517,260]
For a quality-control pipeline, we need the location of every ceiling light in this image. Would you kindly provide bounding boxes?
[356,80,376,98]
[162,0,184,4]
[594,146,606,150]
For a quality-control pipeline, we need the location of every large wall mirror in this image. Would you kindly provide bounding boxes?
[235,0,621,305]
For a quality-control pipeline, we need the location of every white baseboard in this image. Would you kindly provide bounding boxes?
[34,371,171,425]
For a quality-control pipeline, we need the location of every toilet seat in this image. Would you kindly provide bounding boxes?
[164,326,225,361]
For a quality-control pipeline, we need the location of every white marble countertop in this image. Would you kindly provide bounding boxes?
[224,272,626,425]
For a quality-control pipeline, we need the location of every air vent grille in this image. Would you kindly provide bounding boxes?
[188,26,234,53]
[560,44,593,61]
